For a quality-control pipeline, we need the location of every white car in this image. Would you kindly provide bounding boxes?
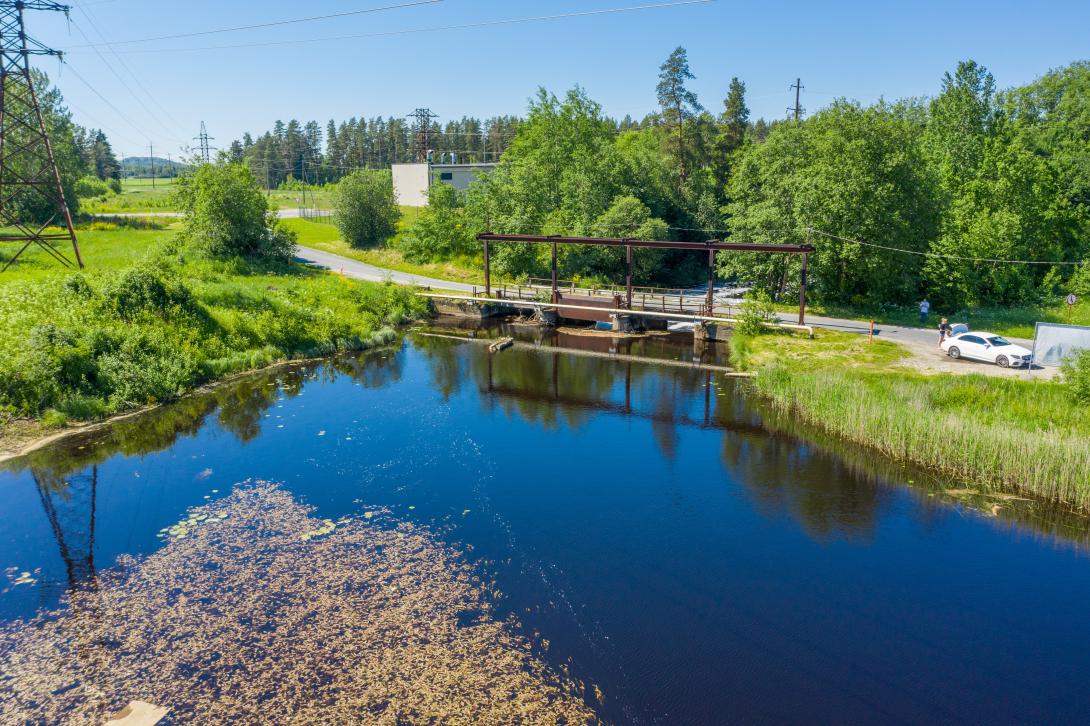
[941,331,1033,368]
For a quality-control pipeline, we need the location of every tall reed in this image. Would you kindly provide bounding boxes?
[753,365,1090,509]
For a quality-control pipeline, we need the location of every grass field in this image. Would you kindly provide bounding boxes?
[0,225,423,439]
[735,329,1090,510]
[80,179,338,215]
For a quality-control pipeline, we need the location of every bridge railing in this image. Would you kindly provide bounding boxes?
[486,282,737,317]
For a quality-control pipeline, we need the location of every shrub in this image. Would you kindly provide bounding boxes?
[96,331,200,408]
[335,170,399,248]
[74,175,112,198]
[175,163,296,262]
[100,266,194,320]
[63,273,94,298]
[1071,262,1090,299]
[1062,348,1090,403]
[736,290,778,335]
[398,183,473,263]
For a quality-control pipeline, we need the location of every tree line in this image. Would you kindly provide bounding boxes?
[223,115,522,189]
[398,50,1090,310]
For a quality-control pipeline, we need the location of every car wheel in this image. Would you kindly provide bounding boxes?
[996,355,1009,368]
[948,347,960,359]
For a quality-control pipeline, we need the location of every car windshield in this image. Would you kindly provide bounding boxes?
[986,336,1012,347]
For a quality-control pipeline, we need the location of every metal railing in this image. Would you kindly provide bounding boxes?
[475,282,737,318]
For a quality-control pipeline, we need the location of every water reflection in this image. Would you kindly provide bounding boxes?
[6,328,1090,614]
[414,322,1090,550]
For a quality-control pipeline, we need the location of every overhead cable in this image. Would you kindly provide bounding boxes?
[71,0,444,48]
[67,0,715,54]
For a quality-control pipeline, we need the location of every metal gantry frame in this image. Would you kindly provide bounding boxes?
[0,0,82,272]
[477,233,816,325]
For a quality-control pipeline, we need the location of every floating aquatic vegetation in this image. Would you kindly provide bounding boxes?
[299,518,337,541]
[0,483,597,724]
[2,567,40,592]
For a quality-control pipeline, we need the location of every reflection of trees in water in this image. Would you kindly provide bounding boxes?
[744,394,1090,550]
[718,429,888,542]
[4,348,406,486]
[417,334,727,461]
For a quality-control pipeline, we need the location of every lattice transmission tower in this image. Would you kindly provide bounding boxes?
[408,107,437,163]
[194,120,214,163]
[0,1,82,272]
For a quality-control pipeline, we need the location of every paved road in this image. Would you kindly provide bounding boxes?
[295,245,476,292]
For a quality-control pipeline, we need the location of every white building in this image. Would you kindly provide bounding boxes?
[391,162,497,207]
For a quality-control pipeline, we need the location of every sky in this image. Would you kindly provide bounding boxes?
[26,0,1090,160]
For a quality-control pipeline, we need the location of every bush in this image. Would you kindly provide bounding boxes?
[96,331,199,407]
[398,183,473,263]
[1062,348,1090,403]
[335,170,399,248]
[736,290,778,335]
[74,175,112,198]
[100,266,195,320]
[175,163,296,262]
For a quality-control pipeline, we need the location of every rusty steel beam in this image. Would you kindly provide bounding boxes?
[477,233,814,255]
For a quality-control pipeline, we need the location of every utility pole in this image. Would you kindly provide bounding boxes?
[788,78,805,122]
[193,121,214,163]
[408,108,438,163]
[149,141,155,188]
[0,0,83,271]
[166,153,173,178]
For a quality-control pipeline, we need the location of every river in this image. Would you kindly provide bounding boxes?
[2,323,1089,723]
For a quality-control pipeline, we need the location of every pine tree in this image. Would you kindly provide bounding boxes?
[656,46,703,185]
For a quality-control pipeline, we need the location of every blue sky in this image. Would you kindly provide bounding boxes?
[29,0,1090,159]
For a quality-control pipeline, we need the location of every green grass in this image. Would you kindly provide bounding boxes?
[80,181,338,215]
[777,299,1090,339]
[81,178,179,214]
[735,329,1090,509]
[266,189,336,211]
[0,227,424,431]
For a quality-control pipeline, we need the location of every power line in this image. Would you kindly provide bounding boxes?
[71,3,188,141]
[65,0,716,55]
[807,228,1081,266]
[68,18,186,144]
[71,0,443,48]
[61,60,159,142]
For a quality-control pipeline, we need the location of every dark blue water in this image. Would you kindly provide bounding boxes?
[3,327,1090,724]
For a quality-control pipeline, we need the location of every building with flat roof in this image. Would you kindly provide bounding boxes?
[391,162,497,207]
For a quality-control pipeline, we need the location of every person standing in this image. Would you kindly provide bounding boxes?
[919,298,930,324]
[938,318,951,347]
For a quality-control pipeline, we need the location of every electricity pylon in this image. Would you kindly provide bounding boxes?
[0,1,82,272]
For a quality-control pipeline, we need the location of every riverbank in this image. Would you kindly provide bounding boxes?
[737,331,1090,509]
[0,226,426,445]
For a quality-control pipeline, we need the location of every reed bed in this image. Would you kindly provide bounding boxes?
[754,365,1090,509]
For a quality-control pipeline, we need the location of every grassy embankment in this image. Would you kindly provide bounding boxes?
[0,222,424,445]
[733,330,1090,509]
[282,213,490,288]
[775,299,1090,339]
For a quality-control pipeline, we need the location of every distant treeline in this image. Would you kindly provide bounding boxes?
[224,116,523,188]
[121,157,187,178]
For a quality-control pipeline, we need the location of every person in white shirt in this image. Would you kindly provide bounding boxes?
[919,298,930,324]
